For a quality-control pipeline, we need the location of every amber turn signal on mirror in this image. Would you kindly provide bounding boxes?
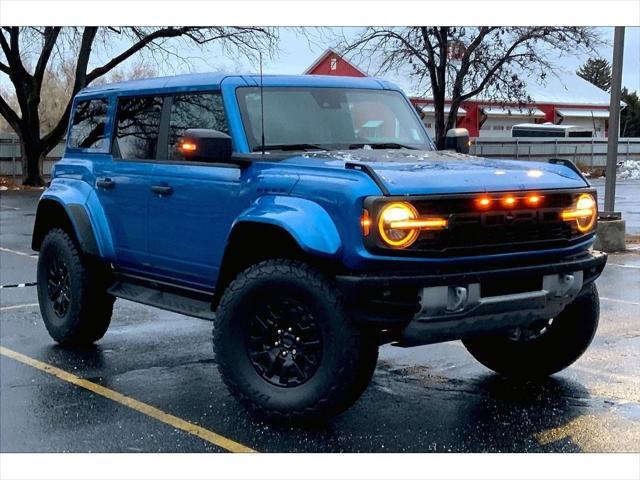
[179,141,197,152]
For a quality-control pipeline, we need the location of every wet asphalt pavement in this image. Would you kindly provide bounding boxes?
[1,188,639,453]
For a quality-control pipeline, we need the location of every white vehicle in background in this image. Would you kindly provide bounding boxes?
[512,123,593,138]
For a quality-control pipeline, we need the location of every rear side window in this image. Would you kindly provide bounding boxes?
[114,96,163,160]
[168,93,228,161]
[68,99,109,150]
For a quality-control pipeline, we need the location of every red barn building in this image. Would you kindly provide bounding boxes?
[304,49,612,138]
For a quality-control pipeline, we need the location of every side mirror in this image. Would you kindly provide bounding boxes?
[178,128,232,163]
[445,128,470,154]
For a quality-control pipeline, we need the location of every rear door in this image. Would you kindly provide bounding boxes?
[94,95,163,271]
[146,92,246,289]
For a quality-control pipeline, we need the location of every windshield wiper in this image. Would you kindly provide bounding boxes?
[253,144,328,152]
[347,142,418,150]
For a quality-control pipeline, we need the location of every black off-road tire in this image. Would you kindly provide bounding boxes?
[213,259,379,423]
[462,283,600,377]
[37,228,115,346]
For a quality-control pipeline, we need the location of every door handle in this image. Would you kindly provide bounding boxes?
[96,178,115,190]
[151,185,173,196]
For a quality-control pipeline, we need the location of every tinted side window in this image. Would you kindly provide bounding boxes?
[69,99,109,150]
[168,93,228,161]
[114,96,163,160]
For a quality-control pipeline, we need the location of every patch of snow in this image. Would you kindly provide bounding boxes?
[617,160,640,180]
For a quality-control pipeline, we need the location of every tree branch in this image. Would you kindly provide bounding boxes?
[41,27,97,152]
[86,26,191,82]
[0,93,21,131]
[34,27,62,85]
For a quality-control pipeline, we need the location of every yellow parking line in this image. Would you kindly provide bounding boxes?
[573,366,640,386]
[600,296,640,306]
[534,414,598,446]
[607,263,640,270]
[0,345,256,453]
[0,247,37,258]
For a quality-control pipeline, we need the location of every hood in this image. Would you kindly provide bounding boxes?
[281,149,589,195]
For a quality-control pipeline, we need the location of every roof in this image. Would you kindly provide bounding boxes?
[311,52,615,107]
[511,70,612,106]
[303,49,368,76]
[76,72,399,99]
[481,106,546,117]
[556,108,610,118]
[512,123,592,131]
[419,104,467,115]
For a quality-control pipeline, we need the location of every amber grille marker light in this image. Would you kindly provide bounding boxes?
[526,194,542,206]
[502,195,516,207]
[477,197,492,208]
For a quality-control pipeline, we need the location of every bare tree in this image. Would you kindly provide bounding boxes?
[0,27,278,185]
[340,27,604,149]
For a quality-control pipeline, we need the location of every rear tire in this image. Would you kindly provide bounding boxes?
[213,259,378,422]
[462,283,599,377]
[37,228,114,346]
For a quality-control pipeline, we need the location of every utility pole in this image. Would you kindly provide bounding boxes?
[595,26,626,253]
[603,26,625,215]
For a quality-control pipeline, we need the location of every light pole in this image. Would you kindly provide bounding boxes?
[595,26,626,253]
[603,26,624,216]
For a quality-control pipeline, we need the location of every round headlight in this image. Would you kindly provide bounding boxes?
[562,193,597,233]
[377,202,420,248]
[575,193,596,232]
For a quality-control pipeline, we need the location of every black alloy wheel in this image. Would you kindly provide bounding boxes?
[46,256,71,317]
[213,259,380,421]
[37,228,115,345]
[246,297,323,387]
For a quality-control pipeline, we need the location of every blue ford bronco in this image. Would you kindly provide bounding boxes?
[33,73,607,421]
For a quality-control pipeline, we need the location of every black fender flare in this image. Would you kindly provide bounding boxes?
[32,200,100,257]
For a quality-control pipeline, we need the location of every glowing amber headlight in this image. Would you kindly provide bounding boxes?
[377,202,448,248]
[561,193,596,233]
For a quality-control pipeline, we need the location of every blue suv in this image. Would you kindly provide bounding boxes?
[32,73,607,421]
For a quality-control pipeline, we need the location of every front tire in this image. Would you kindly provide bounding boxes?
[37,228,114,345]
[213,259,378,422]
[462,283,600,377]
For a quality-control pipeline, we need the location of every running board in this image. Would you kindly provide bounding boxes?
[107,277,215,320]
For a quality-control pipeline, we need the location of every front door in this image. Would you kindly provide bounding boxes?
[145,92,246,289]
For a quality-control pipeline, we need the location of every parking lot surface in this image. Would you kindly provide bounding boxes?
[1,187,639,453]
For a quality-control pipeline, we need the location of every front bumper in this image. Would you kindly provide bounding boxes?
[335,251,607,346]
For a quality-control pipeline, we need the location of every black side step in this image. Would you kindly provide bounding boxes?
[107,275,215,321]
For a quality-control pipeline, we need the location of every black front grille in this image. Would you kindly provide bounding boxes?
[364,189,595,257]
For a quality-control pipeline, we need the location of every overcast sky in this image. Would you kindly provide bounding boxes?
[1,27,638,95]
[153,27,640,94]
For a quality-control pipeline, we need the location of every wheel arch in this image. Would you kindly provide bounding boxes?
[213,219,343,308]
[32,199,100,257]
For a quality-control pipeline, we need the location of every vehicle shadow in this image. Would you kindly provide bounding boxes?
[41,343,108,376]
[23,341,594,453]
[216,367,594,453]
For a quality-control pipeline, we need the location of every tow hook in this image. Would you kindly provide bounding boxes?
[555,274,575,297]
[447,286,468,312]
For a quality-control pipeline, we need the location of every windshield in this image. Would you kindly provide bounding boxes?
[236,87,433,152]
